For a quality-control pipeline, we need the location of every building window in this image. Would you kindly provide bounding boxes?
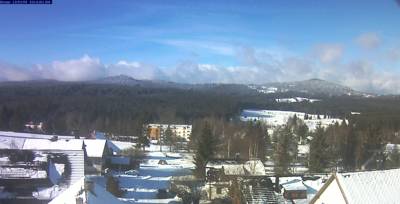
[216,187,222,194]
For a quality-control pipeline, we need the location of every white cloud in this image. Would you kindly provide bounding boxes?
[1,34,400,94]
[388,46,400,61]
[0,55,165,82]
[36,55,107,81]
[314,44,343,63]
[356,32,381,50]
[167,48,315,85]
[0,63,33,81]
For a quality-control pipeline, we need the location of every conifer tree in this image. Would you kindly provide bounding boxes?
[136,125,150,151]
[273,125,296,175]
[309,125,329,173]
[193,122,217,178]
[164,125,176,152]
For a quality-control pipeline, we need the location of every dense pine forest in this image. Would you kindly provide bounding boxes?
[1,80,400,137]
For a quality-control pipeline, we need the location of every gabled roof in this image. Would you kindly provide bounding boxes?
[107,140,136,154]
[23,139,84,151]
[84,139,107,158]
[311,168,400,204]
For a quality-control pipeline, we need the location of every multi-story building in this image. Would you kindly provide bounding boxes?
[145,124,192,142]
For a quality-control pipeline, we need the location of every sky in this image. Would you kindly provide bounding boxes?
[1,0,400,93]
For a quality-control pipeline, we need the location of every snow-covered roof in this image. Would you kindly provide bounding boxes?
[281,178,307,191]
[33,185,65,200]
[0,136,25,149]
[108,140,135,154]
[206,160,265,176]
[49,177,125,204]
[84,139,106,158]
[312,168,400,204]
[243,160,266,175]
[222,164,246,175]
[385,143,400,153]
[0,167,47,179]
[0,131,75,140]
[23,139,84,151]
[298,144,310,155]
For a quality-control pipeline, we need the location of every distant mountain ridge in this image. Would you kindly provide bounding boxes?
[250,78,370,96]
[0,75,374,96]
[88,75,195,89]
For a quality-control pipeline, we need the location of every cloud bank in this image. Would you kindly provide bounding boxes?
[0,32,399,94]
[356,32,381,50]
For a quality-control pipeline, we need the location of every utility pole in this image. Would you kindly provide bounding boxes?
[159,125,162,152]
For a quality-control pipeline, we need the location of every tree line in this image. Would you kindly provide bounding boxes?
[191,115,400,178]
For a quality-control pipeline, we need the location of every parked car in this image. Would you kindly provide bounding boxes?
[124,169,139,175]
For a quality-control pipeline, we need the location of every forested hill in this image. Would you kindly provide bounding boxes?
[0,78,400,136]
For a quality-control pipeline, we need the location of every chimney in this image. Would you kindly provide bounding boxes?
[50,135,58,142]
[275,176,280,193]
[84,180,95,192]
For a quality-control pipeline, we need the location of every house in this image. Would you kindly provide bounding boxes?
[107,140,136,155]
[205,159,265,200]
[0,133,111,203]
[0,131,110,175]
[0,139,84,203]
[83,139,109,174]
[311,168,400,204]
[22,138,86,185]
[280,178,307,200]
[206,159,265,178]
[0,147,77,203]
[241,180,286,204]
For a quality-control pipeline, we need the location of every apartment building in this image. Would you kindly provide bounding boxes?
[145,124,192,142]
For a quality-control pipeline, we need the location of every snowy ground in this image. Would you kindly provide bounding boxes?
[113,143,195,204]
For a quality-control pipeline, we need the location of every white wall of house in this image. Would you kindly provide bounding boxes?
[313,179,346,204]
[205,184,229,200]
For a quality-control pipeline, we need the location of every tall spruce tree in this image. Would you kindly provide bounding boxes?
[193,122,217,178]
[341,121,356,170]
[164,125,175,152]
[309,125,329,173]
[136,125,150,151]
[273,125,296,175]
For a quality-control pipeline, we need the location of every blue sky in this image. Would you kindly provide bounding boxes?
[1,0,400,93]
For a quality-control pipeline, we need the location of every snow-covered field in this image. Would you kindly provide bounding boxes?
[114,143,195,204]
[275,97,321,103]
[240,109,345,131]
